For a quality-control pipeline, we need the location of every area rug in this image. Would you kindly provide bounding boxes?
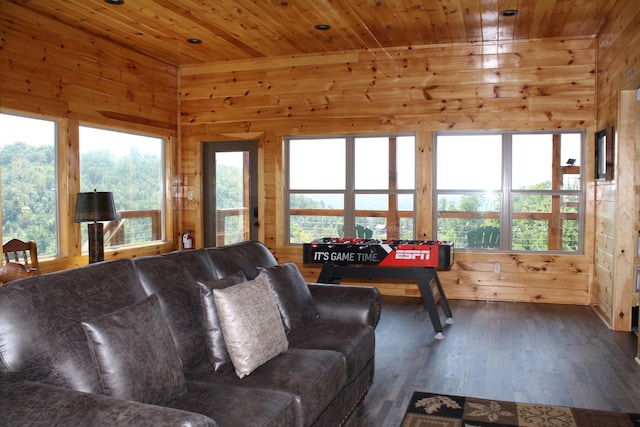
[401,391,640,427]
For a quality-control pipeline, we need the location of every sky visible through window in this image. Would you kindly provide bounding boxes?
[79,126,162,158]
[437,133,581,191]
[0,114,55,148]
[289,136,415,191]
[0,117,163,159]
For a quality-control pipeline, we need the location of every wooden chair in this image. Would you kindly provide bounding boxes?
[466,226,500,249]
[2,238,41,277]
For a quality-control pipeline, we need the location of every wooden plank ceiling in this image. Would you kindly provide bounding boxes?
[13,0,615,66]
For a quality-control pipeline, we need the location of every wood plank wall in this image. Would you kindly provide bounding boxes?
[0,2,179,272]
[593,1,640,330]
[179,37,598,306]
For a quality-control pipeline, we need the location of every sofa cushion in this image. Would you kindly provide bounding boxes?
[308,283,382,327]
[132,256,208,374]
[81,294,186,405]
[166,382,299,427]
[0,258,144,393]
[163,249,216,283]
[259,263,319,332]
[287,321,375,383]
[213,272,288,378]
[206,240,278,280]
[196,270,247,371]
[187,348,347,427]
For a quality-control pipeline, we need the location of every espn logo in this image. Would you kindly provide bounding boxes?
[394,249,431,260]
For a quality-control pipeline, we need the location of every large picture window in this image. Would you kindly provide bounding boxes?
[0,113,59,256]
[435,132,583,252]
[79,126,165,250]
[287,135,416,244]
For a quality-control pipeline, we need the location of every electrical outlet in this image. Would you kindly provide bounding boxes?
[187,190,194,201]
[493,262,500,273]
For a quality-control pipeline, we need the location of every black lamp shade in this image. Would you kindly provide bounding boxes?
[75,191,117,222]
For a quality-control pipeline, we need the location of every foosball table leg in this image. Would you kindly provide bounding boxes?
[416,267,456,340]
[415,269,446,337]
[434,320,453,339]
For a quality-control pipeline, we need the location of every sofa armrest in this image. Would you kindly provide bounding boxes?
[307,283,381,328]
[0,381,217,427]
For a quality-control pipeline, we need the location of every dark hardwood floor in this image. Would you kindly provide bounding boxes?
[346,295,640,426]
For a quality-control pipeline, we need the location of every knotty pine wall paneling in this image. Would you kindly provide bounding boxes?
[593,1,640,330]
[179,37,597,306]
[0,3,179,272]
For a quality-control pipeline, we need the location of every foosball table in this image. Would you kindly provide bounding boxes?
[303,238,454,339]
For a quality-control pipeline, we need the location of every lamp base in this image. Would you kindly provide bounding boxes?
[88,222,105,263]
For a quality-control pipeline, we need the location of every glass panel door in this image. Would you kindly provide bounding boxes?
[203,141,258,247]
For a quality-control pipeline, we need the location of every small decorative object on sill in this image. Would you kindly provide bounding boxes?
[182,230,194,250]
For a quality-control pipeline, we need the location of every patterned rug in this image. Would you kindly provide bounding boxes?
[401,391,640,427]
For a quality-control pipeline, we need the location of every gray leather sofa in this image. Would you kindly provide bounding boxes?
[0,241,381,426]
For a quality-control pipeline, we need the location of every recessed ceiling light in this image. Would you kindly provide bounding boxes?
[499,9,518,17]
[187,38,203,44]
[104,0,125,5]
[314,24,331,31]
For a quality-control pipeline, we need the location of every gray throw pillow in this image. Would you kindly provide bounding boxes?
[259,263,319,332]
[196,270,247,371]
[213,271,288,378]
[81,294,186,405]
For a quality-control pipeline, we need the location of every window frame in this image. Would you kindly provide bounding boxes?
[285,134,417,244]
[0,111,61,257]
[78,123,170,253]
[0,107,176,266]
[434,130,585,254]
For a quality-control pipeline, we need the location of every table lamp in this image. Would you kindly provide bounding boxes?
[75,190,117,263]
